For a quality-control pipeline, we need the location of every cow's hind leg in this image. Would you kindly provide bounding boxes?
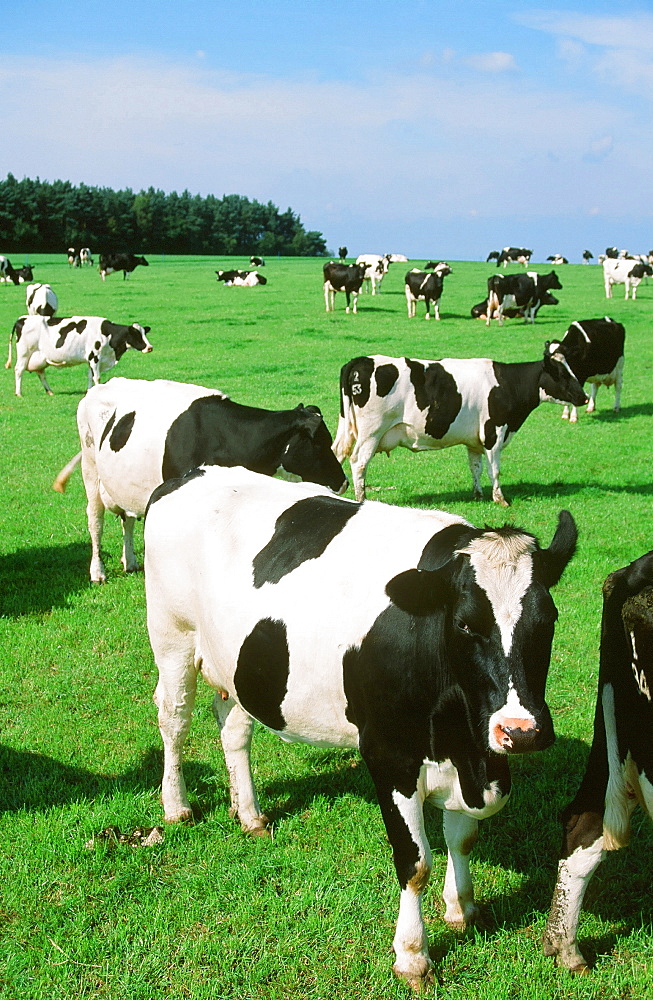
[81,458,108,584]
[212,697,268,835]
[442,810,480,929]
[120,514,140,573]
[152,636,198,823]
[467,448,484,501]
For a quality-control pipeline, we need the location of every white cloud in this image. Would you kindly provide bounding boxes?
[516,11,653,51]
[464,51,518,73]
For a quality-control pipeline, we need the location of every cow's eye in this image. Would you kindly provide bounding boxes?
[456,620,473,635]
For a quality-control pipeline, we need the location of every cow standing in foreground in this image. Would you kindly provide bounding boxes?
[99,253,149,281]
[323,261,367,314]
[548,318,625,422]
[486,271,562,325]
[333,351,588,505]
[52,377,347,583]
[543,551,653,973]
[144,463,578,986]
[405,263,452,319]
[6,315,152,396]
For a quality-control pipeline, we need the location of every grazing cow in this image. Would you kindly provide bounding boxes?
[543,550,653,973]
[53,377,348,583]
[0,257,33,284]
[215,269,267,286]
[338,246,348,262]
[355,253,392,294]
[6,315,152,396]
[497,247,533,268]
[486,271,562,325]
[67,248,81,268]
[583,250,594,264]
[323,261,367,314]
[548,318,625,422]
[547,255,568,265]
[471,289,559,321]
[333,350,587,505]
[80,248,93,266]
[405,264,452,320]
[99,253,149,281]
[25,283,58,317]
[144,462,578,985]
[249,256,265,267]
[387,253,408,262]
[486,251,501,263]
[603,259,652,300]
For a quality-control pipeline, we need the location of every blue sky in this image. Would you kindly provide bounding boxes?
[3,2,653,259]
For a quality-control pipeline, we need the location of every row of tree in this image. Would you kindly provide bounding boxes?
[0,174,328,256]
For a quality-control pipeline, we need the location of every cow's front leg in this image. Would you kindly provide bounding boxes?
[120,514,139,573]
[484,437,509,506]
[152,641,198,823]
[442,810,480,928]
[212,698,268,835]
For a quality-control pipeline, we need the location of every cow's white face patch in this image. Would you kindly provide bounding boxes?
[461,532,535,655]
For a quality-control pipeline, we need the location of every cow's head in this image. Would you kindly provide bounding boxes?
[385,511,577,757]
[539,346,588,406]
[126,323,153,353]
[280,405,348,494]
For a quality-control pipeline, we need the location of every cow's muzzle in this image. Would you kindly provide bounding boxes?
[493,718,555,754]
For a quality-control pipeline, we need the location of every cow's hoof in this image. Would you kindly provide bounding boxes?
[393,961,434,991]
[243,814,270,837]
[164,807,194,824]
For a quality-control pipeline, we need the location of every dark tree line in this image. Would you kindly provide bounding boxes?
[0,174,328,256]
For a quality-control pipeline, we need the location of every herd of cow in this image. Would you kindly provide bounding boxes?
[4,250,652,986]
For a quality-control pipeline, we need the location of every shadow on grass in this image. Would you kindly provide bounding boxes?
[412,477,653,508]
[0,542,91,617]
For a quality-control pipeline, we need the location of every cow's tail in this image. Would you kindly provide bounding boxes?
[5,321,17,369]
[52,452,82,493]
[332,363,358,461]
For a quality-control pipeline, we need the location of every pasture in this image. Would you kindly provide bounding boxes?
[1,254,652,999]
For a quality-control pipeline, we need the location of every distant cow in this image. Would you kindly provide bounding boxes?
[486,250,500,263]
[53,377,348,582]
[80,248,93,266]
[471,289,559,321]
[249,256,265,267]
[583,250,594,264]
[216,269,267,286]
[144,461,578,985]
[323,261,367,314]
[603,259,652,299]
[548,318,625,422]
[497,247,532,267]
[6,315,152,396]
[486,271,562,325]
[67,248,81,268]
[0,257,33,284]
[99,253,149,281]
[25,283,58,317]
[547,255,568,265]
[338,246,348,262]
[405,264,452,319]
[543,551,653,973]
[333,350,587,505]
[355,253,391,294]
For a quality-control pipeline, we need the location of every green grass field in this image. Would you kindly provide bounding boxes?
[1,254,652,999]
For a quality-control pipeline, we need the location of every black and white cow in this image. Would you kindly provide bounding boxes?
[249,256,265,267]
[543,551,653,973]
[215,269,267,286]
[405,264,452,320]
[486,251,500,263]
[333,351,587,505]
[486,271,562,325]
[471,289,559,321]
[355,253,391,294]
[6,315,152,396]
[338,246,348,262]
[67,248,81,268]
[602,259,652,299]
[80,248,93,266]
[52,377,348,583]
[99,253,149,281]
[323,261,367,314]
[548,318,625,422]
[0,257,33,284]
[144,462,578,985]
[547,255,568,265]
[25,283,58,317]
[496,247,533,268]
[582,251,594,264]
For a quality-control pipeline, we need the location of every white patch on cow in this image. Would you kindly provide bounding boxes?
[570,320,591,344]
[460,531,535,654]
[602,682,635,850]
[629,629,651,701]
[422,758,508,817]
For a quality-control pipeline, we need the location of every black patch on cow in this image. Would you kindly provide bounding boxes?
[485,360,543,446]
[406,360,463,439]
[234,618,289,731]
[94,341,101,350]
[146,467,206,512]
[54,321,81,349]
[99,410,117,449]
[109,411,136,451]
[13,317,26,343]
[341,356,374,410]
[253,495,360,588]
[374,363,399,397]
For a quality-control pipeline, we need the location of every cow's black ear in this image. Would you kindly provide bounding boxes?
[143,326,151,334]
[386,568,448,616]
[535,510,577,587]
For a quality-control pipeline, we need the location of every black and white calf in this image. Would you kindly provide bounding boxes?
[547,255,568,265]
[216,269,267,286]
[355,253,391,294]
[582,251,593,264]
[333,351,587,505]
[25,283,58,317]
[99,253,149,280]
[144,463,577,985]
[543,551,653,973]
[405,264,452,319]
[602,259,652,299]
[486,271,562,325]
[323,261,367,314]
[80,248,93,266]
[6,315,152,396]
[548,318,625,422]
[53,377,348,583]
